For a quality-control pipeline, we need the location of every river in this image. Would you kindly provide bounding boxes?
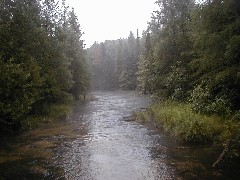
[0,91,234,179]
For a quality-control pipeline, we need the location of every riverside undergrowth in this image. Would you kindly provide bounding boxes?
[137,101,240,144]
[21,104,71,130]
[21,94,96,131]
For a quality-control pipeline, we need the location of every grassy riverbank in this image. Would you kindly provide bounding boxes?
[21,104,71,131]
[21,94,97,131]
[137,101,240,144]
[134,100,240,172]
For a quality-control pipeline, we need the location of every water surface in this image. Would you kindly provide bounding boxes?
[0,91,231,179]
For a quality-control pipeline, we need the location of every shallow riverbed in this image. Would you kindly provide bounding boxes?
[0,91,233,179]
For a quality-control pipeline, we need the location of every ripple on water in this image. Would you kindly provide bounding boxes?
[51,91,177,179]
[0,91,177,179]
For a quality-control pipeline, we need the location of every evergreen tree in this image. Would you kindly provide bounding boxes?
[142,0,193,97]
[119,31,138,89]
[66,9,89,100]
[0,0,89,132]
[138,32,154,93]
[0,0,44,128]
[189,0,240,111]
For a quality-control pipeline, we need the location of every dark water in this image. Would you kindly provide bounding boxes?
[0,91,234,179]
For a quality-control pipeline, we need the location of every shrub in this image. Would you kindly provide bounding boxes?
[189,82,232,117]
[189,82,212,114]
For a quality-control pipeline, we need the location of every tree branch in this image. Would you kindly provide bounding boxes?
[212,139,230,167]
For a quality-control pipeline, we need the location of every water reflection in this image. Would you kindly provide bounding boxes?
[54,91,176,179]
[2,91,232,179]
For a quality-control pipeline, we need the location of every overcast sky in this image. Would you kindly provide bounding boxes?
[66,0,156,47]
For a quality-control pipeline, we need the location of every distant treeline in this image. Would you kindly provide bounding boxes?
[88,0,240,117]
[0,0,89,132]
[87,31,140,90]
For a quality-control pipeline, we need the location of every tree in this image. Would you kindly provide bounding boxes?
[189,0,240,111]
[65,9,89,100]
[139,0,193,97]
[119,31,138,89]
[0,0,89,132]
[0,0,43,129]
[138,32,155,92]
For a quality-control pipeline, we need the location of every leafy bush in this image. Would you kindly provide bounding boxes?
[167,62,189,101]
[189,82,212,114]
[209,94,232,116]
[189,82,232,116]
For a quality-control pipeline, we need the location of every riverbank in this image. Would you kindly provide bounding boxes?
[1,91,174,179]
[146,101,239,143]
[135,100,240,170]
[18,95,96,133]
[1,91,240,179]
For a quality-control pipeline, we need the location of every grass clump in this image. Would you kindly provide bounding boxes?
[133,111,150,123]
[22,104,71,130]
[145,101,239,143]
[47,104,71,119]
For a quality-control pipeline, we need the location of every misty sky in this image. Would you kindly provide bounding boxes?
[66,0,156,47]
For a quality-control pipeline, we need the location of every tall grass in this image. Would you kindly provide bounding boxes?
[144,101,239,143]
[22,104,71,130]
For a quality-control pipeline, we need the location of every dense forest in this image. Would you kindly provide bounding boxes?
[1,0,240,145]
[0,0,89,133]
[1,0,240,176]
[141,0,240,114]
[89,0,240,116]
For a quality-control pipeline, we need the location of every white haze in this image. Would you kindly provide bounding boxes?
[66,0,156,47]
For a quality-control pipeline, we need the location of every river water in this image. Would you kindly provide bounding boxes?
[0,91,234,179]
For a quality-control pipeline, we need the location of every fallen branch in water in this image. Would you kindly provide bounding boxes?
[123,116,135,121]
[212,139,230,167]
[123,116,133,119]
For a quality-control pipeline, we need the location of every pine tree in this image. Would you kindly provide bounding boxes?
[189,0,240,110]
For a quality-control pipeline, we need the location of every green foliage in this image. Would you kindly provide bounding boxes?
[189,82,212,114]
[137,0,240,118]
[0,59,41,124]
[0,0,89,133]
[22,104,71,130]
[167,61,190,101]
[132,111,150,123]
[65,9,90,99]
[148,101,239,143]
[189,0,240,110]
[137,0,194,96]
[137,32,155,92]
[189,81,233,117]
